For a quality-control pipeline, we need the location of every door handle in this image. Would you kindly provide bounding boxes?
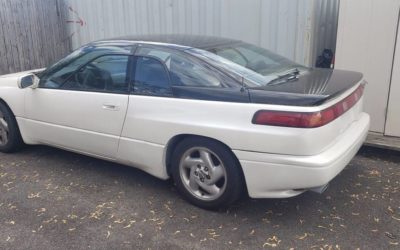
[102,104,120,111]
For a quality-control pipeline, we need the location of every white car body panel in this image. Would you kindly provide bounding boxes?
[117,82,366,182]
[0,70,370,199]
[0,71,35,117]
[19,88,128,159]
[235,111,369,198]
[117,138,167,179]
[120,83,362,155]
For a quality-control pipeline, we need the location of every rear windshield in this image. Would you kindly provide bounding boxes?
[210,42,302,75]
[187,42,307,87]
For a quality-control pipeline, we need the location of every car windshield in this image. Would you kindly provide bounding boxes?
[187,42,307,87]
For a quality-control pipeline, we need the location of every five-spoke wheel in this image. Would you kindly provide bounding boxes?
[171,137,244,210]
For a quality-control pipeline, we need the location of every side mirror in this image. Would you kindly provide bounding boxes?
[18,74,40,89]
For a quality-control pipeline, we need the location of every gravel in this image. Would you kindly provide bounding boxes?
[0,146,399,249]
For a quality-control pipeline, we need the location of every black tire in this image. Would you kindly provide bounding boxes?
[0,102,24,153]
[171,137,244,210]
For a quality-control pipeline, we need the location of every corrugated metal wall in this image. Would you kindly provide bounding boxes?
[65,0,339,66]
[313,0,340,65]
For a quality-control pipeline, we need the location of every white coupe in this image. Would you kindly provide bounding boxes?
[0,35,370,209]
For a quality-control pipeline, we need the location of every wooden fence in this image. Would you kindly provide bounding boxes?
[0,0,71,75]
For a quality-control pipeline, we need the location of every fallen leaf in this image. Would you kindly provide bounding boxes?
[296,233,312,240]
[113,219,125,224]
[385,232,397,240]
[392,216,400,221]
[28,192,41,199]
[263,236,281,248]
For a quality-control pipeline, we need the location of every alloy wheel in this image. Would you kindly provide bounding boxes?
[0,110,9,146]
[179,147,227,201]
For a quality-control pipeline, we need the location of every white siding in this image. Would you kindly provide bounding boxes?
[65,0,338,66]
[385,12,400,137]
[335,0,400,133]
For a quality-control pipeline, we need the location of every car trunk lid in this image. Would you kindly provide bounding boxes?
[248,68,363,107]
[250,69,366,155]
[250,68,365,140]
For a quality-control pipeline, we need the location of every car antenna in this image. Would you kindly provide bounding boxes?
[240,76,246,92]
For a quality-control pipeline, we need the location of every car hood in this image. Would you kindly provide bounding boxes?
[248,68,363,106]
[0,68,45,87]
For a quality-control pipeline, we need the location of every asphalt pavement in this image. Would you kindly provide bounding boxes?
[0,146,399,249]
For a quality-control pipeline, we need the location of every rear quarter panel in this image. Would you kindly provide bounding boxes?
[121,83,363,159]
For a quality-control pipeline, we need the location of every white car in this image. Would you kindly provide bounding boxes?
[0,35,370,209]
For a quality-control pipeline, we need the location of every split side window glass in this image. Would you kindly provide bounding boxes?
[39,46,132,89]
[136,47,224,88]
[61,55,129,93]
[132,56,171,96]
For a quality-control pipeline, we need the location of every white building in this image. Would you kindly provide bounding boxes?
[336,0,400,147]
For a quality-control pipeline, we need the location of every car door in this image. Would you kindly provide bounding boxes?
[23,54,131,159]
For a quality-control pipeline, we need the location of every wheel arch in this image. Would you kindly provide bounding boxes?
[0,96,23,119]
[0,97,25,151]
[0,98,13,113]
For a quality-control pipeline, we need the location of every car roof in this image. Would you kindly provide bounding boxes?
[91,34,242,50]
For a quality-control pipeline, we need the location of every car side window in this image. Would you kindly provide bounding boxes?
[136,47,224,88]
[39,49,97,89]
[62,55,130,93]
[132,56,172,96]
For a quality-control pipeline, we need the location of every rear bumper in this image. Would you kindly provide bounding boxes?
[234,113,370,199]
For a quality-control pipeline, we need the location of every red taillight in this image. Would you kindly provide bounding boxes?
[253,84,365,128]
